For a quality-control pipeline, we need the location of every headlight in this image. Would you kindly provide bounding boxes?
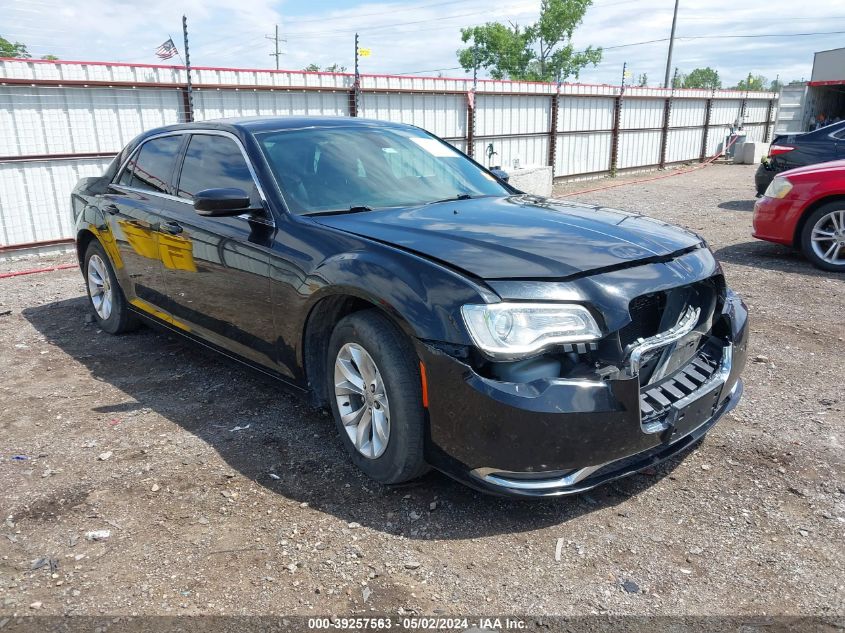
[461,303,601,360]
[764,176,793,199]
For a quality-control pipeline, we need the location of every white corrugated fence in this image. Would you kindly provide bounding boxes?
[0,58,777,251]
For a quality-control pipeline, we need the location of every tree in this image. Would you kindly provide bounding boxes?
[457,0,601,82]
[734,73,766,91]
[681,67,721,89]
[637,73,648,87]
[769,78,783,92]
[41,54,59,61]
[303,63,347,73]
[0,36,57,60]
[0,36,31,58]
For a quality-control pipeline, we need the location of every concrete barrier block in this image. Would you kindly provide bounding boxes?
[740,142,766,165]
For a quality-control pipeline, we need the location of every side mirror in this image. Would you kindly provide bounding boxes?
[490,167,510,183]
[193,188,251,217]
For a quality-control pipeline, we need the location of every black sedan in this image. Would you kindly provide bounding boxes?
[756,120,845,195]
[71,117,748,498]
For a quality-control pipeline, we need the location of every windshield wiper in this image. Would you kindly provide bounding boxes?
[426,193,473,205]
[304,205,375,217]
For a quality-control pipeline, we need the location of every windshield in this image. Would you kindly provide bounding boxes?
[256,126,510,214]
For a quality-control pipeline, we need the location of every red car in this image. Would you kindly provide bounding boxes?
[753,159,845,272]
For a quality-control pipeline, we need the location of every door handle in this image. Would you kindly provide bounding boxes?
[103,204,119,215]
[159,221,183,235]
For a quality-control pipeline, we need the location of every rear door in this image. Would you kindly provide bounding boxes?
[101,134,184,312]
[158,132,277,369]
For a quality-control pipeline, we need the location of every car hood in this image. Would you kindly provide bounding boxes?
[312,195,704,280]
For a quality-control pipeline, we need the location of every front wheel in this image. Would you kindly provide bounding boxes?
[800,203,845,272]
[326,310,428,484]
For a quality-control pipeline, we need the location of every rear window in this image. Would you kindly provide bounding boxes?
[118,135,182,194]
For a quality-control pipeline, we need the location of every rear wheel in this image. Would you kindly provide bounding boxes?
[83,240,139,333]
[800,203,845,272]
[326,310,428,484]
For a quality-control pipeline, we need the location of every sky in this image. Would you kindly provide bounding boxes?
[4,0,845,87]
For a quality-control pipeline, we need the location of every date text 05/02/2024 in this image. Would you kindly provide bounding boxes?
[307,617,527,630]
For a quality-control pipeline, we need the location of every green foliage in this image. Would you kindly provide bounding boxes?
[769,78,783,92]
[681,67,722,89]
[734,73,767,91]
[457,0,601,82]
[303,63,347,73]
[0,36,31,59]
[0,36,57,60]
[637,73,647,87]
[40,54,59,61]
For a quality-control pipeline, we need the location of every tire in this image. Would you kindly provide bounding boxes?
[83,240,140,334]
[799,203,845,273]
[326,310,428,484]
[754,163,774,197]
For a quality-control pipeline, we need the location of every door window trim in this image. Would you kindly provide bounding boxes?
[114,132,184,197]
[113,129,275,227]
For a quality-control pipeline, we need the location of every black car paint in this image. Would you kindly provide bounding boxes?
[756,121,845,195]
[72,117,748,497]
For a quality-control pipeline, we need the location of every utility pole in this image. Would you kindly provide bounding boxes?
[182,15,194,122]
[266,24,286,70]
[663,0,679,89]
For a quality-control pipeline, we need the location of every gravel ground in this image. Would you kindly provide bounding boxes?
[0,163,843,619]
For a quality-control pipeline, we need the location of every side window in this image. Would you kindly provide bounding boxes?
[176,134,259,201]
[119,136,182,194]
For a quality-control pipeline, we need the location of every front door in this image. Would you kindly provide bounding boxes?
[157,132,277,369]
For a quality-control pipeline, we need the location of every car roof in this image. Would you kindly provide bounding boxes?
[143,116,416,137]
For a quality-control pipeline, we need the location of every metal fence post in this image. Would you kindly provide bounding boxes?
[764,98,775,143]
[181,89,194,123]
[610,93,622,176]
[659,96,671,169]
[700,97,713,162]
[466,91,475,158]
[349,88,358,117]
[548,92,559,173]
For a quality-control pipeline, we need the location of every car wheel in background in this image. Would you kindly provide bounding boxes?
[327,310,428,484]
[754,163,775,197]
[83,240,140,334]
[800,203,845,272]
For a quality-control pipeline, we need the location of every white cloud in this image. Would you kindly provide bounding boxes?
[5,0,843,86]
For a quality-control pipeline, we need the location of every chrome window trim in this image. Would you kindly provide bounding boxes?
[113,129,275,228]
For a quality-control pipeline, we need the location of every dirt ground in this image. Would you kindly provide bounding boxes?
[0,163,843,619]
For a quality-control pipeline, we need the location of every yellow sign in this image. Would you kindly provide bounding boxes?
[358,47,371,57]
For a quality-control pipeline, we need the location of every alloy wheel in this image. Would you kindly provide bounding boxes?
[810,209,845,265]
[87,254,113,320]
[333,342,390,459]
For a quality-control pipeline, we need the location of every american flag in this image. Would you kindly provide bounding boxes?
[155,39,178,60]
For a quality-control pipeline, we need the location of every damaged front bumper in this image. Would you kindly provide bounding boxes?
[418,292,749,498]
